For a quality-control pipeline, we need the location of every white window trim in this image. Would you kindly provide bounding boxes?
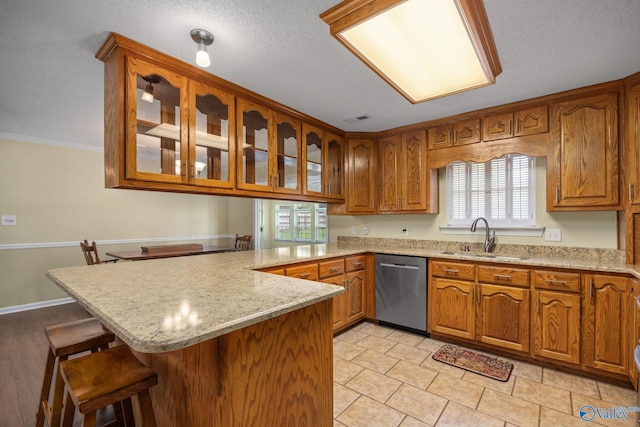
[445,155,537,231]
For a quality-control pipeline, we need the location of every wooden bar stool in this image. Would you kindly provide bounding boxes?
[60,345,158,427]
[36,318,115,427]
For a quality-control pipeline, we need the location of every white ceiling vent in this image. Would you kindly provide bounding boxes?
[343,114,371,124]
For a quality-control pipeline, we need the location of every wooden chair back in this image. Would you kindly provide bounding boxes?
[80,240,117,265]
[234,234,253,251]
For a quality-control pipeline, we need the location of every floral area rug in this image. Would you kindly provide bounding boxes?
[432,344,514,382]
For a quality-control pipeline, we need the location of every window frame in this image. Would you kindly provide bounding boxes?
[274,202,328,243]
[445,154,536,228]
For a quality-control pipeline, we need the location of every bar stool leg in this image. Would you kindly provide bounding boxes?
[35,348,56,427]
[61,391,76,427]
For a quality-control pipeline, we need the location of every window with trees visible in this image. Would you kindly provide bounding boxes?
[275,203,327,242]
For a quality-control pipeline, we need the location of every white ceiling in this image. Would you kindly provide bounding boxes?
[2,0,640,150]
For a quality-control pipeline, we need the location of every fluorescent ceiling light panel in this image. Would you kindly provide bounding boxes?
[321,0,502,104]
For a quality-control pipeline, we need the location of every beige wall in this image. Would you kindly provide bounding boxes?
[328,157,619,249]
[0,138,253,310]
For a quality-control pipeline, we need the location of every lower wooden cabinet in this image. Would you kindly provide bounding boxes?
[583,273,629,375]
[344,266,366,325]
[532,289,581,364]
[430,277,475,340]
[477,284,530,353]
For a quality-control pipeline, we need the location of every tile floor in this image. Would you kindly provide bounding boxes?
[333,322,638,427]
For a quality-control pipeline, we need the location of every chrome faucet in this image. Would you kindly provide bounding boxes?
[471,217,495,253]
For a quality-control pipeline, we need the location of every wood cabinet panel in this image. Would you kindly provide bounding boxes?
[429,277,475,340]
[630,280,640,388]
[482,112,513,141]
[427,125,452,150]
[285,263,319,281]
[378,135,402,212]
[431,260,475,281]
[548,91,619,210]
[532,289,581,364]
[319,259,344,279]
[345,269,366,324]
[532,270,581,293]
[515,106,548,136]
[477,284,529,352]
[453,119,481,146]
[346,137,376,213]
[321,275,346,330]
[583,274,629,375]
[345,255,366,272]
[477,265,529,287]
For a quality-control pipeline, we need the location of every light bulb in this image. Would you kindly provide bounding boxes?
[196,45,210,67]
[141,83,154,103]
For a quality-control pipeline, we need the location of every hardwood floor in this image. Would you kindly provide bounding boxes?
[1,303,90,426]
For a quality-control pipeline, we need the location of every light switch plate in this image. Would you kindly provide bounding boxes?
[1,215,16,226]
[351,226,357,235]
[402,228,408,236]
[545,228,561,241]
[363,226,369,235]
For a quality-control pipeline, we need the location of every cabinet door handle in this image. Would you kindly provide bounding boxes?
[345,279,350,290]
[444,268,460,275]
[544,279,567,286]
[492,274,512,281]
[353,262,363,268]
[477,286,480,304]
[329,266,340,272]
[589,277,593,298]
[298,272,311,279]
[555,186,559,204]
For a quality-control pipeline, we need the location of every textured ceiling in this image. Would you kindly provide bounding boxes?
[1,0,640,149]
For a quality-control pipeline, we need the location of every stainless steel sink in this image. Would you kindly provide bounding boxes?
[439,251,527,261]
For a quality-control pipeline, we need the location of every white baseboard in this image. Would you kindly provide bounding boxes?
[0,297,75,315]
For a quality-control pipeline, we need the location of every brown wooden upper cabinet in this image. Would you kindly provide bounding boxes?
[482,106,548,142]
[302,124,344,200]
[547,90,620,211]
[237,98,302,195]
[626,78,640,204]
[379,131,437,213]
[120,56,238,189]
[346,137,376,214]
[428,119,480,149]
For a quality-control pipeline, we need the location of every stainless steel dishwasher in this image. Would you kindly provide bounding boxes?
[375,254,427,333]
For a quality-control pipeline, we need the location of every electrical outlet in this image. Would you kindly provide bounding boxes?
[362,226,369,235]
[545,228,562,242]
[1,215,16,226]
[351,226,357,235]
[402,228,408,236]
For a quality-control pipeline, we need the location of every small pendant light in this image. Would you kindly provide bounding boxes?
[190,29,214,68]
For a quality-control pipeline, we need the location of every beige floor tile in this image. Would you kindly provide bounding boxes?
[435,401,505,427]
[539,406,604,427]
[356,335,398,353]
[352,348,400,374]
[508,358,543,382]
[334,420,348,427]
[543,368,600,398]
[336,328,370,344]
[462,371,515,395]
[512,376,572,413]
[416,337,450,353]
[386,343,429,365]
[571,392,634,427]
[386,360,439,390]
[345,368,402,403]
[427,373,484,409]
[420,355,465,379]
[336,395,405,427]
[334,356,365,384]
[399,416,432,426]
[386,383,448,425]
[386,329,426,347]
[334,339,366,361]
[358,322,396,338]
[597,381,637,407]
[334,382,361,418]
[477,388,540,427]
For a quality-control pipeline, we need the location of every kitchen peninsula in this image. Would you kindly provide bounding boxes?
[46,247,347,426]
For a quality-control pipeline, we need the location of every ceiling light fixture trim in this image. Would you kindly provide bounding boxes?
[320,0,502,104]
[190,28,214,68]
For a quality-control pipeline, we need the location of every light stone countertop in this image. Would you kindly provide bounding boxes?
[47,241,640,354]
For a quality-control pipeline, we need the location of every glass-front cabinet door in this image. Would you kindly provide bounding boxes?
[191,82,235,188]
[237,98,272,192]
[325,132,344,199]
[274,113,301,195]
[127,57,188,184]
[303,123,324,196]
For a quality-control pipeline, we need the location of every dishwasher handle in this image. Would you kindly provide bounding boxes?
[379,262,420,270]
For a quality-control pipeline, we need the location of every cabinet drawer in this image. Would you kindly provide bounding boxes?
[431,260,475,281]
[319,259,345,278]
[532,270,580,292]
[478,265,529,287]
[285,263,318,281]
[345,255,366,272]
